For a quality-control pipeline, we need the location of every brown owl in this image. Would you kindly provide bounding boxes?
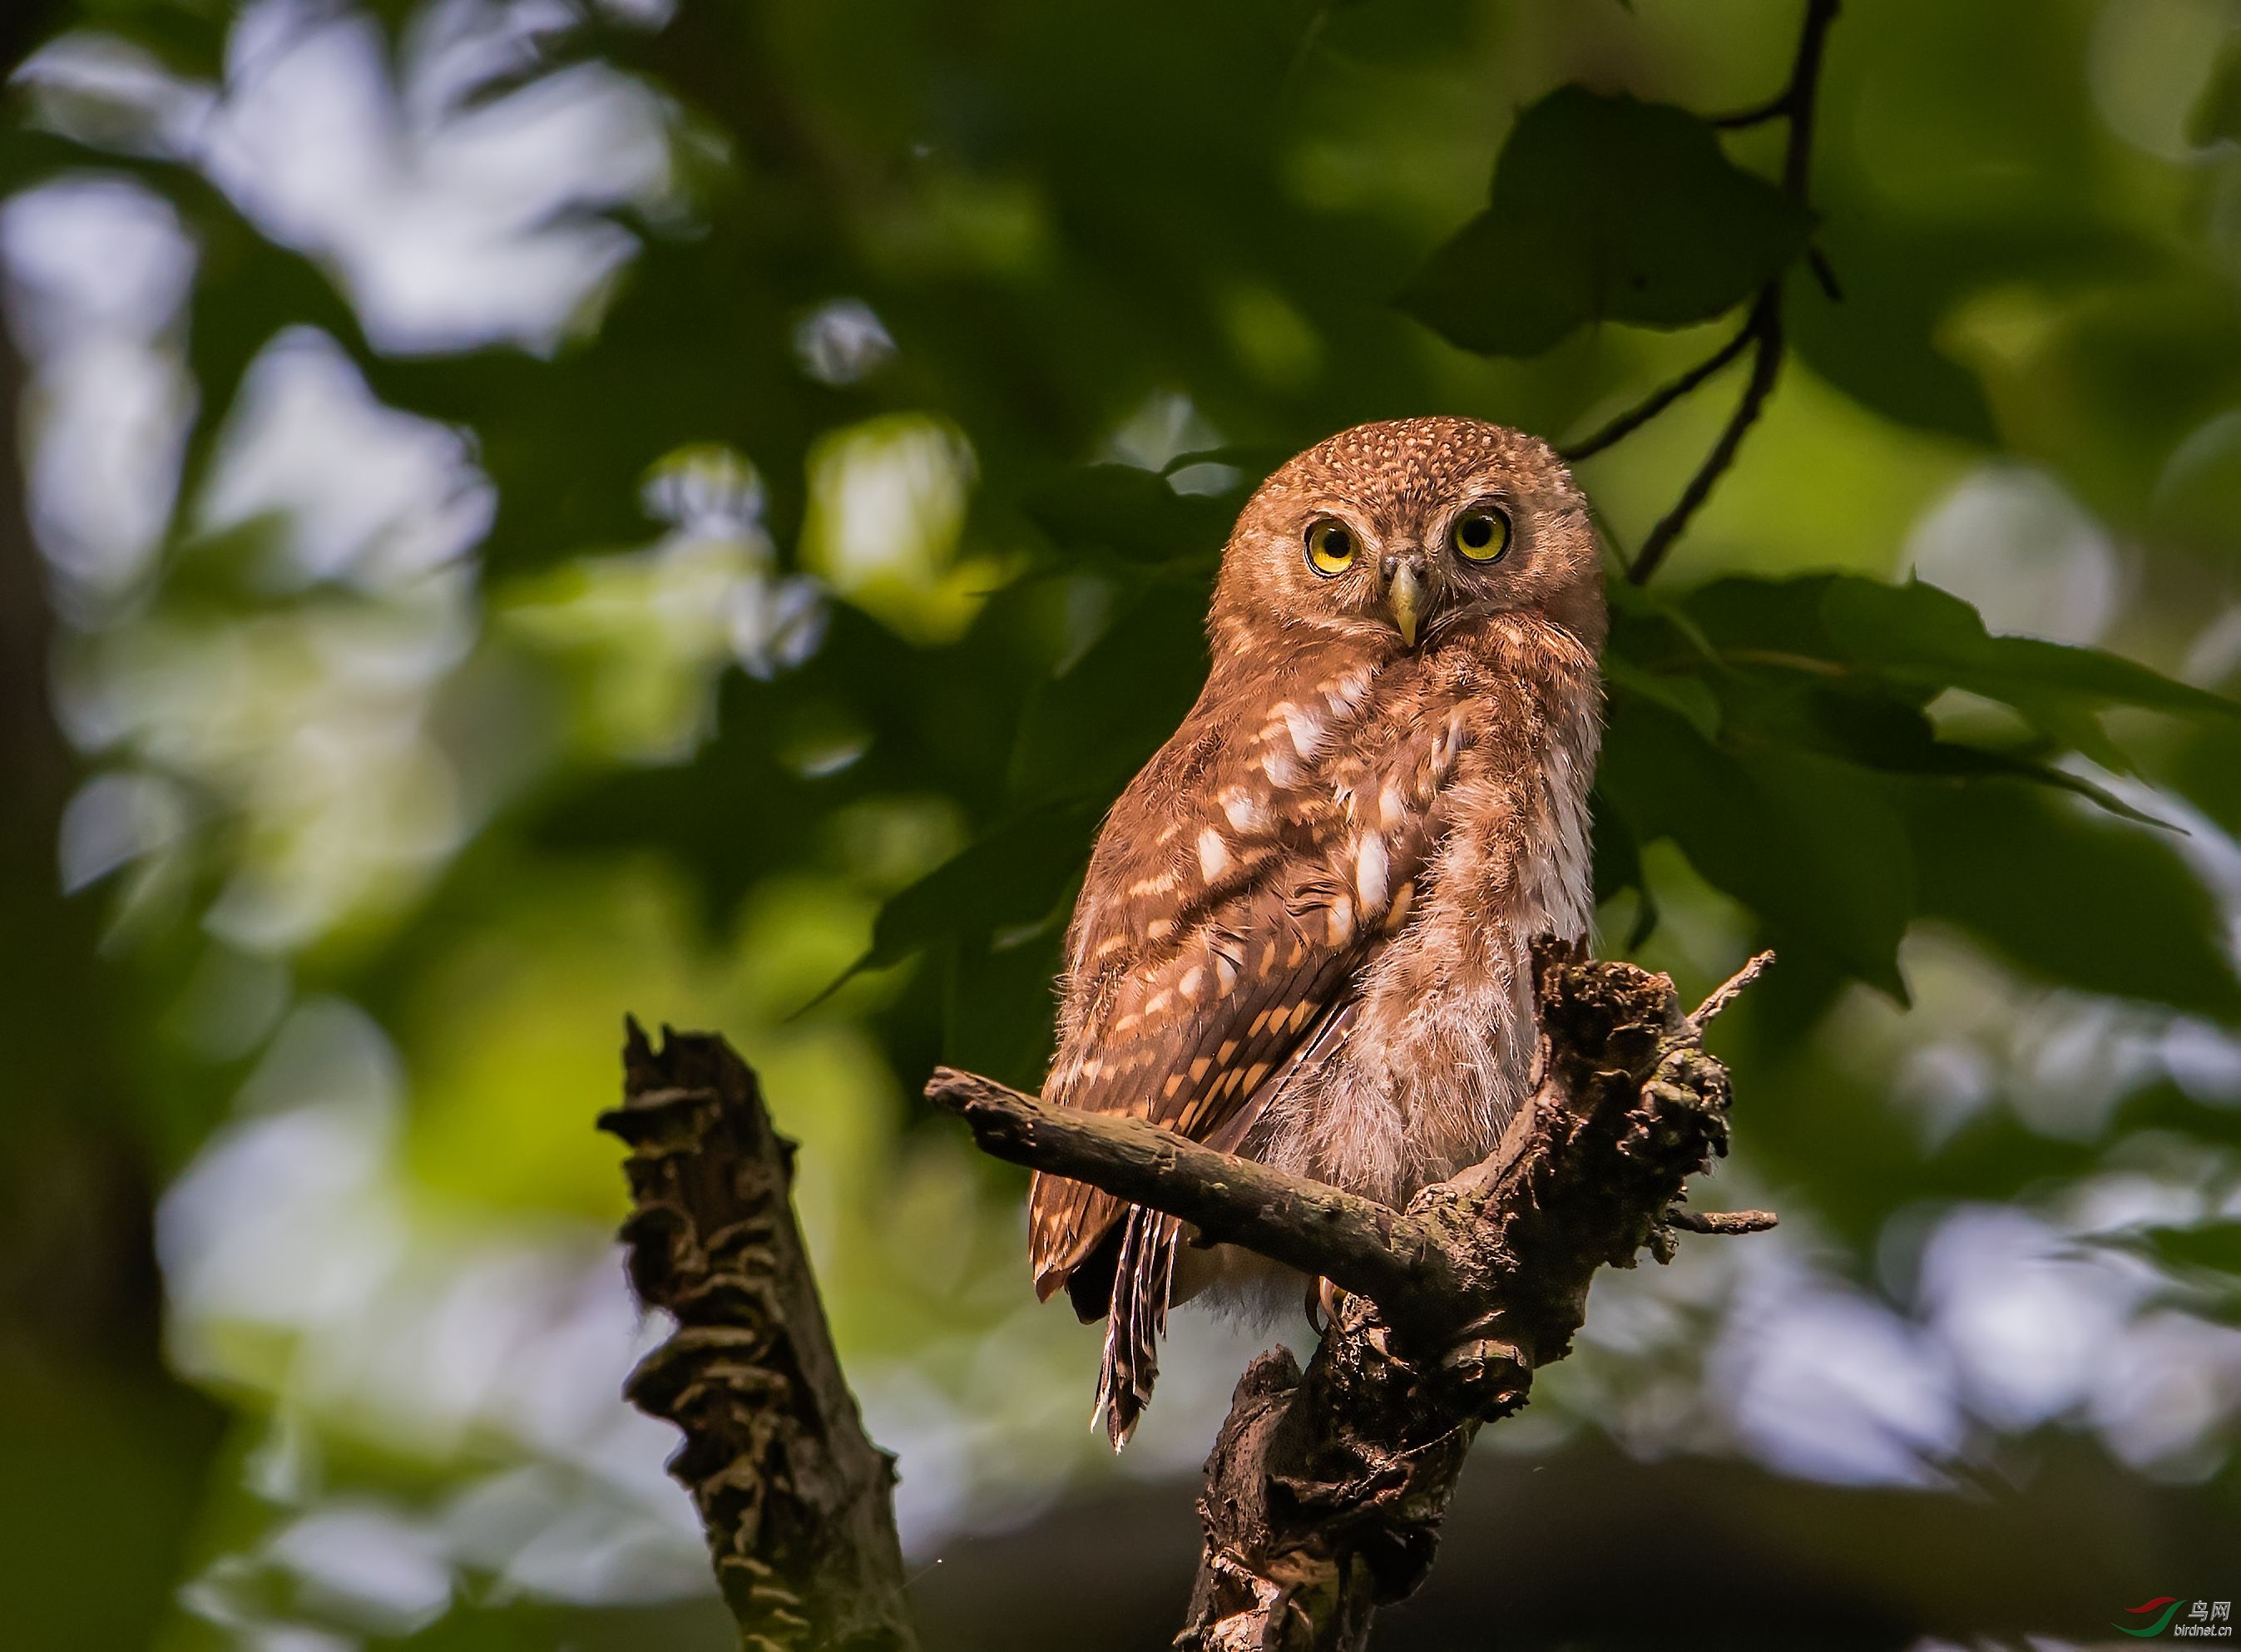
[1028,416,1606,1448]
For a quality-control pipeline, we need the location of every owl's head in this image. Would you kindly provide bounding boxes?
[1209,417,1604,656]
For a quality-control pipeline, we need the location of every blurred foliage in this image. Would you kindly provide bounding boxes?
[6,0,2241,1646]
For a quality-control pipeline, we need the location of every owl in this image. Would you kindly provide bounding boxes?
[1027,416,1606,1448]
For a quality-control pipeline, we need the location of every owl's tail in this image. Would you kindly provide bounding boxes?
[1094,1205,1181,1451]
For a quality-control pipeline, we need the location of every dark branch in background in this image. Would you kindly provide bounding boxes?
[601,1023,916,1652]
[1561,0,1841,586]
[932,943,1777,1651]
[1559,316,1758,463]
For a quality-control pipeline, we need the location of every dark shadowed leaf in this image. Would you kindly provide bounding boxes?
[1905,779,2241,1019]
[1819,577,2241,721]
[1399,88,1812,357]
[1589,789,1657,949]
[849,799,1099,982]
[2189,34,2241,146]
[1704,670,2171,827]
[1599,691,1914,996]
[1665,574,2239,793]
[1021,464,1234,569]
[1007,578,1209,807]
[942,922,1070,1091]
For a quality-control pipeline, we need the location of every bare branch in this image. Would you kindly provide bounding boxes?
[1618,0,1841,586]
[1778,0,1843,202]
[1561,319,1758,464]
[1666,1206,1780,1235]
[1690,948,1778,1026]
[926,1067,1462,1318]
[1624,294,1784,586]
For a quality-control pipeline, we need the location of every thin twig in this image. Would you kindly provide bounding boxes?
[1665,1207,1780,1235]
[1707,97,1793,130]
[1691,949,1778,1026]
[1625,292,1784,586]
[1778,0,1842,201]
[1620,0,1840,586]
[1806,243,1844,303]
[1561,319,1758,462]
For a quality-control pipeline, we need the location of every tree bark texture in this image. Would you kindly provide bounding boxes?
[928,941,1771,1651]
[602,1021,917,1652]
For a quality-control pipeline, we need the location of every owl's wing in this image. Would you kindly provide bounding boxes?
[1027,676,1466,1306]
[1029,882,1364,1300]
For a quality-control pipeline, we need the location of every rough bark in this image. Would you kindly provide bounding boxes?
[601,1021,916,1652]
[927,942,1774,1651]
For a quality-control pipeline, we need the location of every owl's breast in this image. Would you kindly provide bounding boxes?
[1249,656,1601,1209]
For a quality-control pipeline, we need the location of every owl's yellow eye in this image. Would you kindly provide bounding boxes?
[1304,519,1357,576]
[1452,507,1511,563]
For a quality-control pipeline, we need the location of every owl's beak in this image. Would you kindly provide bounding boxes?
[1385,556,1426,648]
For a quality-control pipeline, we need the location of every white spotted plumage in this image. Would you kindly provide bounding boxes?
[1027,418,1607,1448]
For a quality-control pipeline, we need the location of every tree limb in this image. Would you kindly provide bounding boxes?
[925,1070,1467,1327]
[928,942,1775,1650]
[601,1021,916,1652]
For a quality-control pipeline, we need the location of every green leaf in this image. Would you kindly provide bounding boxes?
[1673,575,2240,785]
[852,801,1099,980]
[1703,671,2173,828]
[1021,464,1234,568]
[1906,779,2241,1019]
[1589,790,1658,950]
[2083,1219,2241,1327]
[2189,33,2241,147]
[1600,691,1915,996]
[941,922,1069,1091]
[2135,1220,2241,1277]
[1007,580,1209,806]
[1819,577,2241,723]
[1399,87,1812,357]
[1603,654,1720,740]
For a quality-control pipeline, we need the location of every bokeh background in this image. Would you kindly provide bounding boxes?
[5,1,2241,1647]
